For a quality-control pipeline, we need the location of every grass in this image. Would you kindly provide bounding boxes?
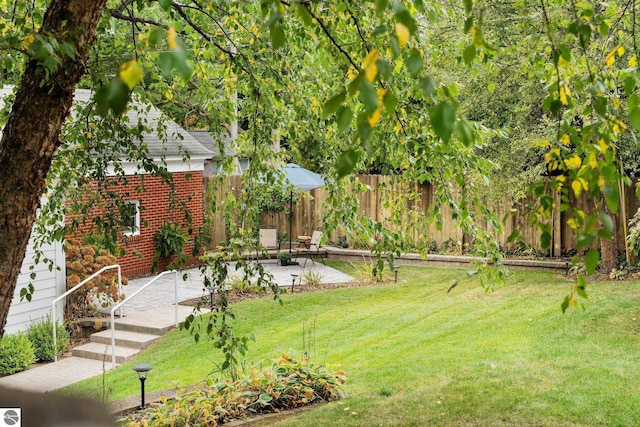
[60,263,640,426]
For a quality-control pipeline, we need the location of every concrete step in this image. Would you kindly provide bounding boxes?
[90,329,161,350]
[72,342,140,364]
[112,305,196,335]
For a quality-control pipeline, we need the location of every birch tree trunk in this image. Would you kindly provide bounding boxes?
[0,0,107,337]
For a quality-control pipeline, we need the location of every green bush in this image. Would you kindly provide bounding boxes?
[120,352,346,426]
[154,222,188,258]
[0,333,36,375]
[27,316,70,362]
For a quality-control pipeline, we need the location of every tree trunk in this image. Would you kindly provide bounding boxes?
[600,199,619,274]
[0,0,107,337]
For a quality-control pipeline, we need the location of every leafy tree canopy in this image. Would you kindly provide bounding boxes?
[2,0,640,339]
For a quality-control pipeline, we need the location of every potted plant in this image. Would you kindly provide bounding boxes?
[277,251,293,266]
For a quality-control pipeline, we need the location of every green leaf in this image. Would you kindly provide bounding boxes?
[336,106,353,132]
[630,107,640,132]
[372,25,388,37]
[464,17,473,34]
[576,232,596,248]
[296,4,313,26]
[603,184,619,214]
[358,120,373,142]
[428,102,456,143]
[376,59,392,78]
[561,295,570,313]
[383,90,398,114]
[419,76,436,98]
[463,0,473,14]
[336,148,362,178]
[323,91,346,118]
[463,44,476,64]
[541,231,551,249]
[358,80,378,114]
[93,79,131,117]
[584,249,599,275]
[558,44,571,61]
[406,48,423,77]
[624,77,636,95]
[507,229,521,243]
[630,94,640,112]
[594,96,607,116]
[270,23,286,49]
[454,120,473,147]
[600,211,614,232]
[375,0,388,16]
[576,274,587,291]
[159,0,172,10]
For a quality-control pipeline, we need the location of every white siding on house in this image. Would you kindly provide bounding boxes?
[5,235,65,335]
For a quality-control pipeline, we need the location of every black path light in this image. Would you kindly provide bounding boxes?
[394,265,401,283]
[132,363,152,409]
[291,273,298,292]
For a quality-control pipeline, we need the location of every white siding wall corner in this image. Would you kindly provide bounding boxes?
[5,235,65,335]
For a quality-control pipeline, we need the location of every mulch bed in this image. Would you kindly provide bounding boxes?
[178,279,388,309]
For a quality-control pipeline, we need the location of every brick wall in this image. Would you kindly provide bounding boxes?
[67,171,204,277]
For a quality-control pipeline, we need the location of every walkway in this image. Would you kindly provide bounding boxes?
[0,261,354,394]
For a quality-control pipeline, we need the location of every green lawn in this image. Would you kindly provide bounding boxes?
[62,263,640,426]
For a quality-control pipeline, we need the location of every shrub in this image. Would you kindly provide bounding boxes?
[0,333,36,375]
[120,352,346,426]
[27,316,70,362]
[301,269,324,286]
[65,239,126,321]
[228,275,260,294]
[154,222,188,258]
[277,251,292,265]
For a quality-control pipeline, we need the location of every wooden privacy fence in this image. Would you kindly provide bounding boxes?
[203,175,640,257]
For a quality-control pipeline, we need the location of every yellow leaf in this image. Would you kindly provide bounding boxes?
[588,151,597,168]
[168,26,178,49]
[24,34,35,49]
[119,59,143,90]
[559,87,569,106]
[597,139,608,153]
[535,140,550,148]
[571,180,583,197]
[362,49,379,82]
[560,134,570,146]
[629,55,637,67]
[563,155,582,170]
[617,45,625,57]
[606,48,616,66]
[368,107,382,127]
[395,22,410,47]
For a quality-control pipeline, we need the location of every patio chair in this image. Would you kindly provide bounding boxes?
[256,228,279,261]
[298,230,327,267]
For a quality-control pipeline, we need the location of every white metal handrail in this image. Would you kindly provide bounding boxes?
[51,264,122,362]
[109,270,178,368]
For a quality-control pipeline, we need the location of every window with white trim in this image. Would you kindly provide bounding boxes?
[123,201,140,236]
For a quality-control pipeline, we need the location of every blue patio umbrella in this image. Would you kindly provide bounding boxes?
[281,164,324,253]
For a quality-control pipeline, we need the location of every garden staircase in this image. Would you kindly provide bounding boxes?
[72,305,196,365]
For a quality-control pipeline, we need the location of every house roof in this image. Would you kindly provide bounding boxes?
[0,85,213,160]
[187,130,236,157]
